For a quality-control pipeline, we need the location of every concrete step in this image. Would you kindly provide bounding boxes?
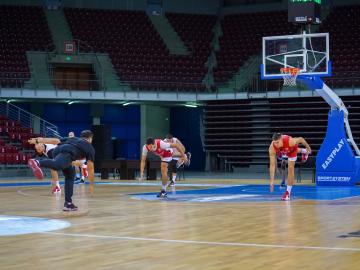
[26,52,53,90]
[149,15,189,55]
[45,10,72,53]
[96,54,131,91]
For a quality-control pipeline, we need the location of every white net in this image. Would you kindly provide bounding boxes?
[280,68,300,87]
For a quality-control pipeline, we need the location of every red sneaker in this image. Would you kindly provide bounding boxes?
[301,153,309,163]
[81,165,88,178]
[52,185,61,194]
[28,159,44,179]
[281,191,290,201]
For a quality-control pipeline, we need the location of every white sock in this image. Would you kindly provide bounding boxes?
[172,175,176,182]
[300,149,307,154]
[55,181,59,186]
[287,185,292,194]
[162,185,167,191]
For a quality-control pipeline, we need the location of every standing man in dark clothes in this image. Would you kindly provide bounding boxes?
[28,130,95,211]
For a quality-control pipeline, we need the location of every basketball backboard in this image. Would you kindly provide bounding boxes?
[261,32,331,79]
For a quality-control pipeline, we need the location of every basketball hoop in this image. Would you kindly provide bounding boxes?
[280,67,301,87]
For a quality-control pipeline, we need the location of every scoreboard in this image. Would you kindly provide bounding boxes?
[288,0,321,24]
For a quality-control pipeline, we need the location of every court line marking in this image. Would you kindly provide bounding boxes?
[14,188,360,207]
[0,181,235,188]
[42,232,360,252]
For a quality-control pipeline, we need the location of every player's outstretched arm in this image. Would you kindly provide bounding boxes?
[72,160,83,167]
[170,143,187,161]
[293,137,311,154]
[269,144,277,192]
[28,137,61,145]
[87,160,95,194]
[176,139,186,153]
[140,155,147,180]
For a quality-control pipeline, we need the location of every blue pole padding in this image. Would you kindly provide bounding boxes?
[316,110,358,185]
[297,76,324,90]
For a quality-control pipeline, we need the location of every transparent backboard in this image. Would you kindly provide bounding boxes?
[261,32,330,79]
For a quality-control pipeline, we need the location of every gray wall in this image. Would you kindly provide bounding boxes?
[221,0,359,15]
[61,0,147,10]
[140,105,170,147]
[0,0,220,14]
[0,0,358,13]
[221,0,286,15]
[62,0,220,14]
[0,0,43,6]
[163,0,220,15]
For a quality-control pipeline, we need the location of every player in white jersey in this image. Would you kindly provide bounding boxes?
[140,137,187,198]
[31,137,89,194]
[33,139,62,194]
[164,134,188,187]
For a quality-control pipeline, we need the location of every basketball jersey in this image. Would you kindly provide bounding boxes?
[273,135,298,157]
[143,139,173,159]
[44,144,57,158]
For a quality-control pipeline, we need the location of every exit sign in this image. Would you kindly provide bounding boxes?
[64,41,76,54]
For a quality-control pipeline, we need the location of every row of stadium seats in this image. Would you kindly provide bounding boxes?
[214,10,298,84]
[0,152,33,165]
[319,5,360,89]
[204,96,360,168]
[0,5,359,91]
[0,5,54,87]
[64,8,216,92]
[0,115,36,166]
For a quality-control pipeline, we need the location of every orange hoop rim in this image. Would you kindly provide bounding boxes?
[280,67,301,77]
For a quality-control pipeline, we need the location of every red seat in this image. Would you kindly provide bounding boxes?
[0,5,53,88]
[5,153,18,164]
[0,153,5,164]
[19,152,27,164]
[64,8,215,92]
[25,153,34,162]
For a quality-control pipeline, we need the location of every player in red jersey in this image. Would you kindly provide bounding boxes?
[140,137,187,198]
[269,133,311,200]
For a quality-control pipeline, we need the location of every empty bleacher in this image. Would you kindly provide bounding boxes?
[64,8,216,92]
[203,96,360,170]
[215,5,360,91]
[0,4,359,93]
[320,5,360,89]
[0,5,54,88]
[0,115,35,167]
[214,10,298,86]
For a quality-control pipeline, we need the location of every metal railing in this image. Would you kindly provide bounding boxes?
[213,72,360,94]
[48,77,100,91]
[0,75,211,94]
[199,112,206,152]
[1,72,360,95]
[0,102,60,138]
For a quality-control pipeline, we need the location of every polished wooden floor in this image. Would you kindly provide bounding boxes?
[1,179,360,270]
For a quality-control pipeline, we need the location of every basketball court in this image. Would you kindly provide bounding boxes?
[1,177,360,270]
[1,1,360,269]
[2,23,360,270]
